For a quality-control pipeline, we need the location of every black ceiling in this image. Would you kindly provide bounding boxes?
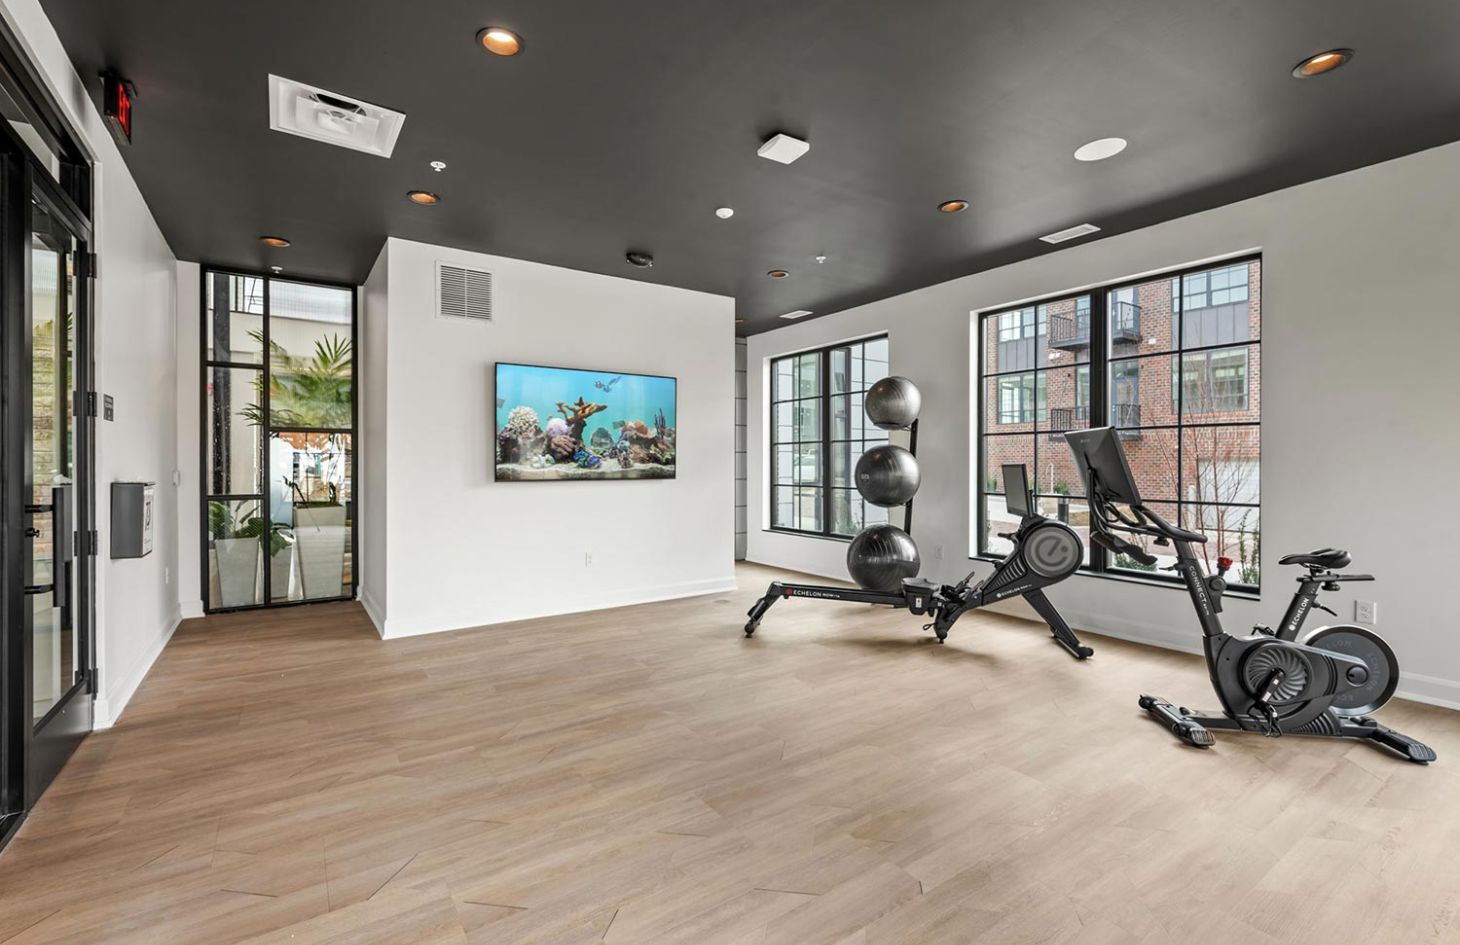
[40,1,1460,334]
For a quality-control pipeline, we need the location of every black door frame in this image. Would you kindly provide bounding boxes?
[0,19,96,851]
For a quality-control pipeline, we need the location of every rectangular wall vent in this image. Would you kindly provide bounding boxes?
[778,309,814,320]
[268,75,405,158]
[1039,223,1101,244]
[437,263,493,322]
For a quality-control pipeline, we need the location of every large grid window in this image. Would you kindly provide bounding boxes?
[978,256,1261,588]
[770,336,889,538]
[203,269,357,612]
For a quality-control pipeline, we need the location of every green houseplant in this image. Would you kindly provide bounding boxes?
[238,330,352,600]
[209,501,294,606]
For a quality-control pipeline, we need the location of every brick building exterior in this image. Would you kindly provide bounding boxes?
[980,259,1262,577]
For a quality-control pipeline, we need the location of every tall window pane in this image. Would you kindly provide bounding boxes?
[769,336,889,538]
[205,271,357,611]
[977,258,1260,588]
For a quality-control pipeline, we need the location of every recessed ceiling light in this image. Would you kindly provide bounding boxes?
[260,235,291,248]
[430,160,447,172]
[715,207,734,219]
[478,27,523,57]
[407,190,441,205]
[779,310,814,320]
[938,199,969,214]
[1073,137,1128,162]
[626,251,655,269]
[767,269,789,279]
[1292,48,1353,78]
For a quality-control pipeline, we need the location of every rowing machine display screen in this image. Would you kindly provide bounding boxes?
[1002,463,1031,518]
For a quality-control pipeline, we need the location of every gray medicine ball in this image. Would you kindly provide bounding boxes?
[854,444,921,507]
[864,376,922,430]
[846,524,921,592]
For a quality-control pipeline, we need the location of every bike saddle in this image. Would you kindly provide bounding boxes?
[1278,548,1351,569]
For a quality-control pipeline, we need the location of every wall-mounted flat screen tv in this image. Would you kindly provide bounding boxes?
[494,363,677,481]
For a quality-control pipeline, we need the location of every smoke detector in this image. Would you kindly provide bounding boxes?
[268,75,405,158]
[758,133,810,165]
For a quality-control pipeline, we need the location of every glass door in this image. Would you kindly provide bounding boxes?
[23,186,91,800]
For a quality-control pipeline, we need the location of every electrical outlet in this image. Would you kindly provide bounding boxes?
[164,567,170,585]
[584,552,593,567]
[934,544,944,560]
[1355,600,1377,625]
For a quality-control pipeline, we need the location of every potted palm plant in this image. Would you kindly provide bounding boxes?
[288,475,347,599]
[210,501,260,607]
[241,331,352,600]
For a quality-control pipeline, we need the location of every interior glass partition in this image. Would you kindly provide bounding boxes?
[202,270,356,612]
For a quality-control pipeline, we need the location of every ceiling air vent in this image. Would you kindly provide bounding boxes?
[779,309,814,320]
[1039,223,1101,244]
[437,263,493,322]
[268,75,405,158]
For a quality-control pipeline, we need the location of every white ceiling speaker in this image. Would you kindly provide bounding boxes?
[268,75,405,158]
[1039,223,1102,244]
[758,133,810,165]
[1074,137,1128,162]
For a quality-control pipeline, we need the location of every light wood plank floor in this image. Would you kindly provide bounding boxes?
[3,562,1458,945]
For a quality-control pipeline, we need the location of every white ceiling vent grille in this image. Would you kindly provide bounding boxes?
[437,263,493,322]
[1039,223,1102,244]
[268,75,405,158]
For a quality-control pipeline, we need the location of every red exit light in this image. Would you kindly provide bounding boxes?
[103,72,133,145]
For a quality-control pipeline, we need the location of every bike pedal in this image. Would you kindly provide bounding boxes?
[1181,725,1216,748]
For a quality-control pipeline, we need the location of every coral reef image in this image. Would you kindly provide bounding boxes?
[494,363,677,481]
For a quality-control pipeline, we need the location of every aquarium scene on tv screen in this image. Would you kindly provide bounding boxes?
[495,363,677,481]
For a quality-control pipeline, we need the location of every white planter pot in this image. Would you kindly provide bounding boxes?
[270,544,296,602]
[294,505,347,599]
[215,537,261,607]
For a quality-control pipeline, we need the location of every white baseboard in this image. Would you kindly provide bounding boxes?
[94,605,183,729]
[1396,671,1460,711]
[380,575,740,640]
[359,586,386,638]
[179,598,205,619]
[976,605,1460,710]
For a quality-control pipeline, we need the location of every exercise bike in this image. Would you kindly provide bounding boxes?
[1066,426,1434,763]
[744,464,1094,659]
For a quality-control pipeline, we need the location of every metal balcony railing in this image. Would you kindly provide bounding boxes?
[1046,403,1142,439]
[1047,300,1142,351]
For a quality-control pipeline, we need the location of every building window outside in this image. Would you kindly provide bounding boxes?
[978,256,1261,588]
[769,336,890,538]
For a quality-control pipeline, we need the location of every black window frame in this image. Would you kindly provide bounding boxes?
[767,335,890,541]
[976,253,1262,592]
[199,266,360,614]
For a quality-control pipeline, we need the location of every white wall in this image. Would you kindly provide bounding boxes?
[747,140,1460,709]
[364,238,736,638]
[0,0,182,726]
[359,248,388,626]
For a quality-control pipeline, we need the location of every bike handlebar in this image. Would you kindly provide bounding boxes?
[1091,531,1157,566]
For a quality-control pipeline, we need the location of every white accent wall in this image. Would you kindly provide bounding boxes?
[1,0,181,726]
[747,140,1460,709]
[360,238,736,638]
